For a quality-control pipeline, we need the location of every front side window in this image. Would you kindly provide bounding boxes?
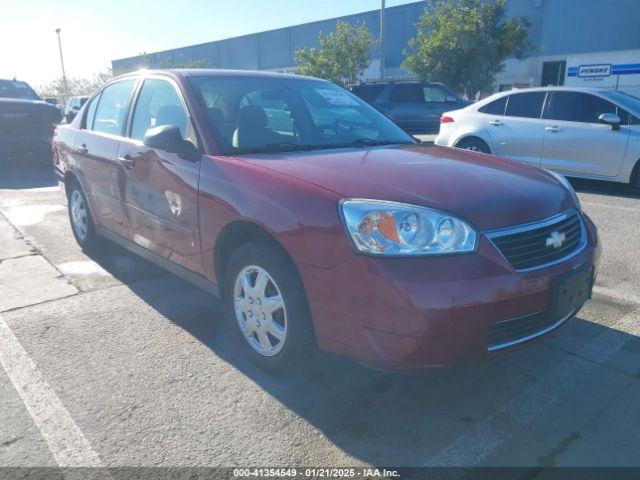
[505,92,546,118]
[189,76,414,154]
[130,79,195,145]
[92,80,136,136]
[545,92,617,124]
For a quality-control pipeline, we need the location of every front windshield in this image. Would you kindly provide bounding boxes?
[189,76,415,154]
[605,90,640,115]
[0,80,40,100]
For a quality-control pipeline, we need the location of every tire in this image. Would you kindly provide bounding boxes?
[224,242,314,370]
[631,161,640,191]
[456,137,491,154]
[67,180,99,251]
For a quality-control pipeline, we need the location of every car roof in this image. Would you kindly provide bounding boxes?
[354,80,447,87]
[473,86,623,106]
[113,68,328,83]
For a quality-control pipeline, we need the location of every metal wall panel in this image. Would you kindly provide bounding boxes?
[112,0,640,76]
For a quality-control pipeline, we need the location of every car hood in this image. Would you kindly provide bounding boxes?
[238,145,575,231]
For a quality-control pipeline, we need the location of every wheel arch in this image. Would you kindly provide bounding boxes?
[454,134,493,153]
[213,220,300,298]
[63,170,79,197]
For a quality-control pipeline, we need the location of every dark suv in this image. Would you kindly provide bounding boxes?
[0,79,61,165]
[351,81,470,134]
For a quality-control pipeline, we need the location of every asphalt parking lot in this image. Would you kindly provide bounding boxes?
[1,165,639,474]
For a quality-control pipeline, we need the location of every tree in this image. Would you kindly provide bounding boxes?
[295,20,376,86]
[402,0,535,99]
[36,69,113,98]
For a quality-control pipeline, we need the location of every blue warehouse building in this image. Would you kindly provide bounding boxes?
[112,0,640,95]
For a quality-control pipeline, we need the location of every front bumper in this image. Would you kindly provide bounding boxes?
[299,213,600,372]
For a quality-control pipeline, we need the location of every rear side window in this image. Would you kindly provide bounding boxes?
[423,85,447,102]
[505,92,546,118]
[479,96,507,115]
[92,80,136,136]
[389,85,424,103]
[84,94,100,130]
[545,92,618,124]
[351,85,385,102]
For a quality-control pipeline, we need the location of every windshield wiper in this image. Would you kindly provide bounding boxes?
[343,139,414,147]
[234,142,316,154]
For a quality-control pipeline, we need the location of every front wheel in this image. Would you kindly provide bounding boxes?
[456,137,491,154]
[224,242,314,370]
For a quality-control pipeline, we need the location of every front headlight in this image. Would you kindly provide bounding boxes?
[339,199,477,256]
[546,170,581,211]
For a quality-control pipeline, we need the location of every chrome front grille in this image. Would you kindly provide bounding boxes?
[486,209,586,271]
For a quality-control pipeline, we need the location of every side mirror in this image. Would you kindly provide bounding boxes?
[143,125,200,160]
[445,95,458,104]
[598,112,621,131]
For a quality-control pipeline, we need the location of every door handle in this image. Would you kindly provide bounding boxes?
[76,145,88,154]
[488,119,503,126]
[117,155,135,170]
[545,125,562,133]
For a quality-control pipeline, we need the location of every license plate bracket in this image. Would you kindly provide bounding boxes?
[551,265,594,319]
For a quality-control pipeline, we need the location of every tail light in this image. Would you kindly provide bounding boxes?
[440,116,454,123]
[51,127,59,164]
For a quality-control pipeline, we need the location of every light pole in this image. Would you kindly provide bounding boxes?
[379,0,385,80]
[55,28,69,95]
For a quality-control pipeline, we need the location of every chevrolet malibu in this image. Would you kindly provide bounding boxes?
[53,70,600,372]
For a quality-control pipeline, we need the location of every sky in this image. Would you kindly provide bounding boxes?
[0,0,419,88]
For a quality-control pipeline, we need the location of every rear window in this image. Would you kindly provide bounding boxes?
[351,85,384,102]
[0,80,39,100]
[505,92,546,118]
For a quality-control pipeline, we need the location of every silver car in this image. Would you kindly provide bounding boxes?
[435,87,640,188]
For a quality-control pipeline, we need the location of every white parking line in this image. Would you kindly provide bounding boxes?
[0,313,104,467]
[424,307,640,471]
[581,201,639,213]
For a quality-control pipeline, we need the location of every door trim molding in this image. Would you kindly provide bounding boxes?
[95,226,219,297]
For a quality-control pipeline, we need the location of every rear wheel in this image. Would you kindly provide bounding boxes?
[224,242,314,370]
[67,180,99,251]
[631,160,640,190]
[456,137,491,154]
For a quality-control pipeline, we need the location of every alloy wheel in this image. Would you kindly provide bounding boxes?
[70,190,88,241]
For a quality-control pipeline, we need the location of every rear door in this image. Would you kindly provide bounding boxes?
[72,79,137,238]
[541,91,630,177]
[482,91,546,166]
[116,77,204,274]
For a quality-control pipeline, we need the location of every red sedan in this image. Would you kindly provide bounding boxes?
[53,70,599,372]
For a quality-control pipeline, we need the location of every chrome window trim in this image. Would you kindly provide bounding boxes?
[484,208,587,272]
[488,309,577,352]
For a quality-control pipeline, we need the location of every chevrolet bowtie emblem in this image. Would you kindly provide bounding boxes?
[546,231,566,249]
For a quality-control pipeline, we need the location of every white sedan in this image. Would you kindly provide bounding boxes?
[435,87,640,188]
